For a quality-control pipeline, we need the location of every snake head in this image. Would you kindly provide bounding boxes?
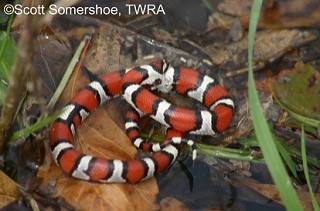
[154,60,175,93]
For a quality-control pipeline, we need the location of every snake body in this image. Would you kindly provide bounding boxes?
[50,60,234,183]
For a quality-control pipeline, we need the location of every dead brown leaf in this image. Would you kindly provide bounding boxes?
[160,197,189,211]
[0,170,20,208]
[232,177,320,210]
[38,34,159,210]
[218,0,253,17]
[39,99,159,210]
[240,0,320,29]
[205,29,317,68]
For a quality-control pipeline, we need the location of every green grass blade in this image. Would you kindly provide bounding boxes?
[301,125,320,211]
[9,110,61,141]
[248,1,302,210]
[0,32,17,80]
[47,35,90,110]
[198,143,263,162]
[0,32,17,106]
[0,0,18,80]
[275,140,299,179]
[202,0,214,12]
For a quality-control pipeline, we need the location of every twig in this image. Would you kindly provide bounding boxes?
[0,3,39,152]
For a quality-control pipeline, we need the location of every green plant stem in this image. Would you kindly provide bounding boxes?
[9,110,61,141]
[301,125,320,211]
[247,0,302,209]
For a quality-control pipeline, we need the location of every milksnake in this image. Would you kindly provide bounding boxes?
[50,60,234,183]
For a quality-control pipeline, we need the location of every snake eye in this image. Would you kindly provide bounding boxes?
[154,78,162,85]
[278,76,291,83]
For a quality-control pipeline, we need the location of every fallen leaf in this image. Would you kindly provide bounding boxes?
[0,170,20,208]
[269,62,320,123]
[240,0,320,29]
[160,197,188,211]
[232,177,320,210]
[38,36,159,210]
[38,100,159,210]
[206,29,317,68]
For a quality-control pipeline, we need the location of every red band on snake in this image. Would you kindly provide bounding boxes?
[50,60,234,183]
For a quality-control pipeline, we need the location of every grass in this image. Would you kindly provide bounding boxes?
[247,1,302,210]
[0,7,90,141]
[0,32,16,105]
[301,125,320,211]
[47,35,91,110]
[8,35,91,142]
[9,111,61,141]
[0,1,17,105]
[0,1,318,209]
